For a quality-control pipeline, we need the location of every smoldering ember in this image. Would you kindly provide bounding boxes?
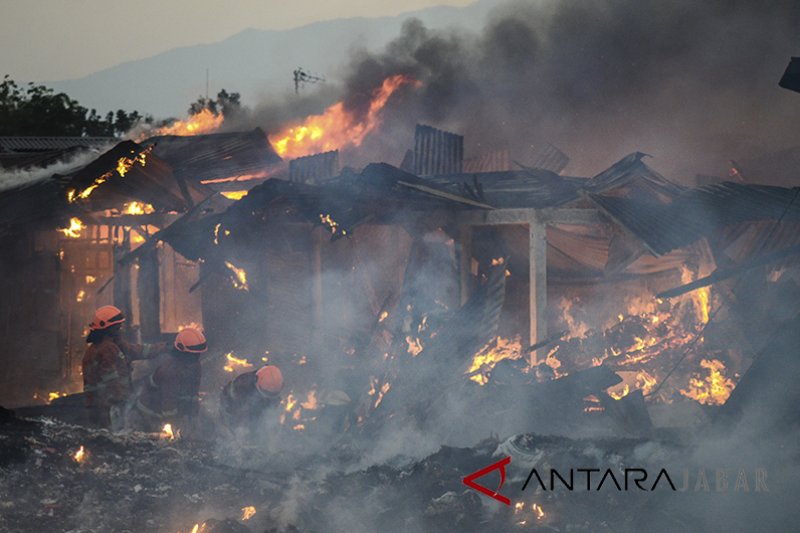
[1,1,800,532]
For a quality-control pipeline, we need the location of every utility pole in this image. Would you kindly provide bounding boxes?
[293,67,325,94]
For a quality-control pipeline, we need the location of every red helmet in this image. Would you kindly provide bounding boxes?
[175,327,208,353]
[255,365,283,396]
[90,305,125,330]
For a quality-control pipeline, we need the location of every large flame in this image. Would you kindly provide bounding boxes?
[155,108,224,136]
[269,74,419,159]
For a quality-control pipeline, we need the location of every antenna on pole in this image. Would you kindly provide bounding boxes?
[293,67,325,94]
[206,68,209,100]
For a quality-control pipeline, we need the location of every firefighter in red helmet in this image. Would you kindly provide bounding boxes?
[130,328,206,433]
[220,364,284,430]
[82,305,168,428]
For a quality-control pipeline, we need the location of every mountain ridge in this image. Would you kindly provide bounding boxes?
[48,0,502,117]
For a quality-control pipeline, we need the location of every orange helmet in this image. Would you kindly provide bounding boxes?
[255,365,283,396]
[174,327,208,353]
[90,305,125,330]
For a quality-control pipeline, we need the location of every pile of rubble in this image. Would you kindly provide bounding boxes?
[1,402,797,533]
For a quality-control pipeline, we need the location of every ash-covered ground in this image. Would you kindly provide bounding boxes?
[1,402,798,533]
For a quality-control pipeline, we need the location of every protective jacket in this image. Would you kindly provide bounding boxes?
[220,371,280,427]
[136,351,201,423]
[82,337,165,408]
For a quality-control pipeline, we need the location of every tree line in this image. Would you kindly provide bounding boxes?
[0,75,241,137]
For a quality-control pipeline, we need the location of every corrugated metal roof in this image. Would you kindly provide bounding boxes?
[424,169,586,208]
[0,137,114,152]
[583,152,684,197]
[420,153,681,209]
[590,182,800,255]
[141,128,281,185]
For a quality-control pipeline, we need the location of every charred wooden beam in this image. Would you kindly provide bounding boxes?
[93,213,181,226]
[112,232,132,322]
[137,247,161,341]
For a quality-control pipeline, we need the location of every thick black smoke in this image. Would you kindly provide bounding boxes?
[230,0,800,181]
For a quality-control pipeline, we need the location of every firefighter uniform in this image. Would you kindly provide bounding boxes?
[82,306,166,428]
[131,328,206,432]
[134,351,202,432]
[220,365,283,428]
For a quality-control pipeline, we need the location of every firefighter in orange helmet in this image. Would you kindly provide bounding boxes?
[81,305,168,428]
[220,364,284,429]
[130,328,206,433]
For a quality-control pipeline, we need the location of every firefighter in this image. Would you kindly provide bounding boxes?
[130,327,206,433]
[219,364,284,430]
[82,305,168,428]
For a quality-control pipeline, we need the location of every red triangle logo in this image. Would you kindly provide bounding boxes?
[463,456,512,505]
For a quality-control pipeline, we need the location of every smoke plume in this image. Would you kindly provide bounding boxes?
[228,0,800,181]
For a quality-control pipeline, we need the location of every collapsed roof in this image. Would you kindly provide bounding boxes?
[0,129,281,238]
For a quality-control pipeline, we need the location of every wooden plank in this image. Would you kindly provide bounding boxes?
[457,208,534,226]
[137,247,161,341]
[538,207,606,225]
[529,215,547,349]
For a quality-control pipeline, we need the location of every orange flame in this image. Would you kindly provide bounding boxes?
[220,190,249,201]
[269,74,419,159]
[223,352,253,373]
[48,391,65,402]
[680,359,734,405]
[156,108,223,136]
[161,423,176,440]
[680,266,711,324]
[124,202,155,215]
[59,217,84,238]
[240,506,256,521]
[68,146,152,202]
[73,445,86,463]
[280,389,320,430]
[224,261,249,291]
[467,336,524,385]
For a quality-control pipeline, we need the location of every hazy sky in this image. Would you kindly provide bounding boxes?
[0,0,473,82]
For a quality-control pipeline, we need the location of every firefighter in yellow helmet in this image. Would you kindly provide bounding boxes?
[81,306,168,428]
[130,328,206,433]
